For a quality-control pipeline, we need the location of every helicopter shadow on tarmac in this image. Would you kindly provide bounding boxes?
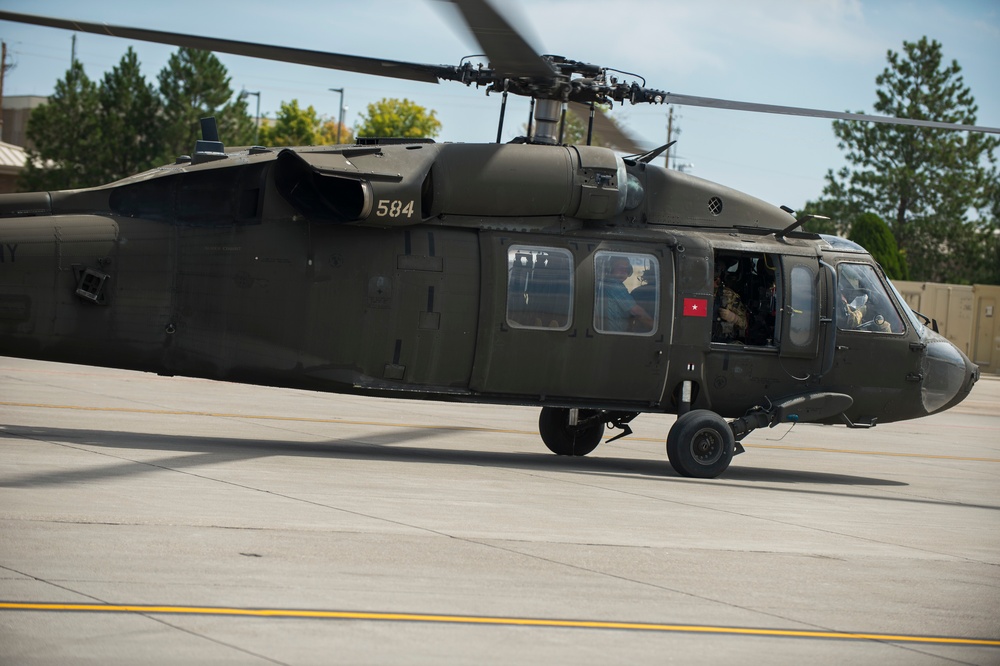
[16,422,1000,513]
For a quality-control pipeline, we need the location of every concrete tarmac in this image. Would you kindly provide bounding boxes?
[1,356,998,665]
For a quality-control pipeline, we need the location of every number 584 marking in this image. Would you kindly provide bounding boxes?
[376,199,415,218]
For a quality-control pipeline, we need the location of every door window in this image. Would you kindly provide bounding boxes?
[788,265,817,346]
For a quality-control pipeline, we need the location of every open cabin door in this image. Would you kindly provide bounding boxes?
[470,232,673,407]
[778,254,834,378]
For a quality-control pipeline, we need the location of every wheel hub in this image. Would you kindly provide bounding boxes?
[691,428,723,465]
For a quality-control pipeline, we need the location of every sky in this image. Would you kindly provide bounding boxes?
[1,0,998,209]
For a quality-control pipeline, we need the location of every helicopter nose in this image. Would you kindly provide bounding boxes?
[920,333,979,415]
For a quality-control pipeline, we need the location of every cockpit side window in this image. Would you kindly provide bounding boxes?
[837,263,905,334]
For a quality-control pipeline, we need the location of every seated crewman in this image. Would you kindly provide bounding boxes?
[602,256,654,333]
[713,263,748,342]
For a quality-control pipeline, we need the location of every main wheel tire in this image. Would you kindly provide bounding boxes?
[666,409,735,478]
[538,407,605,456]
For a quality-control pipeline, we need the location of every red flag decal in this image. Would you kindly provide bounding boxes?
[683,298,709,317]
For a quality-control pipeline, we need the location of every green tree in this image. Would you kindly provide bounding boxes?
[814,37,999,283]
[19,60,102,191]
[848,213,909,280]
[798,196,849,236]
[258,100,356,146]
[558,110,588,145]
[318,118,354,145]
[355,98,441,139]
[157,47,255,160]
[258,99,320,146]
[96,47,163,182]
[979,182,1000,284]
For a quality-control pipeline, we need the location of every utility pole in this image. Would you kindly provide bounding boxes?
[0,42,6,141]
[328,88,345,144]
[240,89,261,144]
[664,106,688,171]
[665,106,674,169]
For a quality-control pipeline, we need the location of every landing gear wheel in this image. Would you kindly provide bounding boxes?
[538,407,605,456]
[666,409,735,478]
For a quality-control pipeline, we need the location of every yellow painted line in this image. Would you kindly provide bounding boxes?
[0,602,997,646]
[2,401,999,464]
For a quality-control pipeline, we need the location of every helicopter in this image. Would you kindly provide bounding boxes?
[0,1,991,479]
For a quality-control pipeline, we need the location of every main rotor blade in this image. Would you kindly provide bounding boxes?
[664,93,1000,134]
[447,0,556,80]
[0,10,457,84]
[566,102,646,154]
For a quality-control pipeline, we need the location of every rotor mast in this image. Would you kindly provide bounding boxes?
[532,99,562,145]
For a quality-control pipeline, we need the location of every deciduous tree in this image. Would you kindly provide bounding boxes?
[355,98,441,139]
[318,118,354,145]
[258,100,356,146]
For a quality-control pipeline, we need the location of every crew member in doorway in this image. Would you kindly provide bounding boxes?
[713,263,748,342]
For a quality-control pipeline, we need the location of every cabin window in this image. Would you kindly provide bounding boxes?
[594,251,658,335]
[712,251,778,346]
[506,246,574,330]
[837,263,905,334]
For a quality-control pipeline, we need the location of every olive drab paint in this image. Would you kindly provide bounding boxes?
[0,2,988,478]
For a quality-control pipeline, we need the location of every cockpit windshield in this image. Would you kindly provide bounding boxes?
[887,278,926,337]
[820,234,868,253]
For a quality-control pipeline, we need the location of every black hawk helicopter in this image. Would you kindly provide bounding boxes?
[0,1,990,478]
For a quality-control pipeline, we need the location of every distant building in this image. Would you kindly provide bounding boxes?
[895,280,1000,375]
[0,95,46,191]
[1,95,47,148]
[0,140,27,193]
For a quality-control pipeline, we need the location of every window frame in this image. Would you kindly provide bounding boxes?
[835,262,907,335]
[504,245,575,331]
[593,250,659,337]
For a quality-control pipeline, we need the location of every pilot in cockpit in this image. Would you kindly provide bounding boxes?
[840,287,892,332]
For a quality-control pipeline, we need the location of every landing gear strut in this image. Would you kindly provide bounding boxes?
[538,406,738,477]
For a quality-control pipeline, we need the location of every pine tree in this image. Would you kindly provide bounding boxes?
[157,47,255,161]
[816,37,999,283]
[19,60,102,190]
[96,47,164,181]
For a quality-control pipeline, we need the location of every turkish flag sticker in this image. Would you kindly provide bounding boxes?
[683,298,709,317]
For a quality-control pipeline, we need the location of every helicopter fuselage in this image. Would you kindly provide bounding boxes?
[0,141,979,450]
